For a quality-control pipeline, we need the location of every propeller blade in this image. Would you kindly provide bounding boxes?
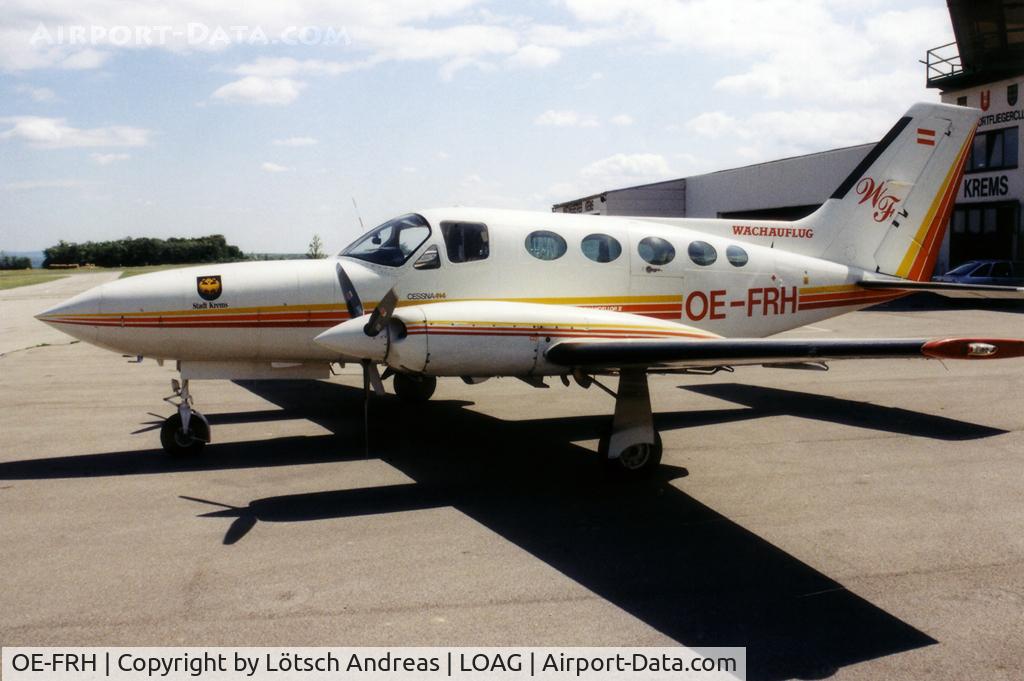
[363,287,398,337]
[361,360,370,456]
[359,359,386,457]
[366,362,386,395]
[336,261,363,319]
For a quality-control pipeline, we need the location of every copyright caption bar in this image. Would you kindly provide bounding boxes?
[2,647,746,681]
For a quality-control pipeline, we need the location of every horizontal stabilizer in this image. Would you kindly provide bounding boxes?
[859,279,1024,299]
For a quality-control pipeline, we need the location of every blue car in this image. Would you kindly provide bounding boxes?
[933,260,1024,287]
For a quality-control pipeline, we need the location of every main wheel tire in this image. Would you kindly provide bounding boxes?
[599,432,663,477]
[160,412,209,456]
[393,373,437,403]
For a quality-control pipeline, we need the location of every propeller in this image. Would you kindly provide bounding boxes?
[335,260,393,455]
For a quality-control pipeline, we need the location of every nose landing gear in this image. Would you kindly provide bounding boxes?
[392,373,437,403]
[160,378,210,456]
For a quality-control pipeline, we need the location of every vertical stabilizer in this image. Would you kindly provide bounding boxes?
[804,103,978,280]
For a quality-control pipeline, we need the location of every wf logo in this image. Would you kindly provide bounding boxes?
[855,177,901,223]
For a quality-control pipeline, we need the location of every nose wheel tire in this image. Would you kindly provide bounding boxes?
[160,411,209,456]
[599,433,663,477]
[393,373,437,403]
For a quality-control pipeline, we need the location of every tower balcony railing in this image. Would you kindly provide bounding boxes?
[924,41,963,87]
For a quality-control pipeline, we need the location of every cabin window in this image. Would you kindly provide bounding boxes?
[581,233,622,263]
[688,241,718,266]
[525,230,567,260]
[341,213,431,267]
[726,245,748,267]
[441,221,490,263]
[638,236,675,265]
[413,245,441,270]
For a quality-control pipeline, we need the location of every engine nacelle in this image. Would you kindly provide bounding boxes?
[315,301,713,377]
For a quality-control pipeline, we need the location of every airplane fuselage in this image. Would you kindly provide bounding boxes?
[38,207,906,365]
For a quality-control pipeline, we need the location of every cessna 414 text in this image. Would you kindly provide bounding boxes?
[38,102,1024,475]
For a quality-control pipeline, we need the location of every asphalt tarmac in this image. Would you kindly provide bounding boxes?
[1,274,1022,681]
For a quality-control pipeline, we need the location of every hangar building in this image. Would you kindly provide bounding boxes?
[553,0,1023,276]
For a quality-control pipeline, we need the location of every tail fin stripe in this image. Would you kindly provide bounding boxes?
[896,125,976,279]
[830,116,912,200]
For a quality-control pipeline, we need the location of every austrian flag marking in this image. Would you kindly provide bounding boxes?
[916,128,935,146]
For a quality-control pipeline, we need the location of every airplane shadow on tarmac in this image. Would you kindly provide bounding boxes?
[3,379,1007,679]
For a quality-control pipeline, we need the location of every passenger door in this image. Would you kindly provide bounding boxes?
[627,223,686,317]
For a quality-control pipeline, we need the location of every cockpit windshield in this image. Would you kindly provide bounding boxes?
[340,213,431,267]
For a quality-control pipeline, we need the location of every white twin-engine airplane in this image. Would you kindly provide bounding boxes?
[38,102,1024,475]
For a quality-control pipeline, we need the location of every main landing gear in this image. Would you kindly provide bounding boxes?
[392,373,437,403]
[594,369,663,478]
[160,378,210,456]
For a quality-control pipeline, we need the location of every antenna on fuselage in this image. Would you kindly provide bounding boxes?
[351,197,364,231]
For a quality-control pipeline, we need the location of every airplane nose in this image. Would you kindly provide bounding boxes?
[314,315,388,361]
[35,285,104,341]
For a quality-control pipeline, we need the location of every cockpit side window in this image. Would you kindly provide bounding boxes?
[340,214,431,267]
[441,221,489,263]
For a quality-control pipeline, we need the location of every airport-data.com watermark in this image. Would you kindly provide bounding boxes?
[28,24,351,48]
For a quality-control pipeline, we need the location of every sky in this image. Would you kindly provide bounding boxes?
[0,0,954,254]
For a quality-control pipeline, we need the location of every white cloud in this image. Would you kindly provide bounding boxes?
[272,136,317,147]
[212,76,305,105]
[580,153,671,183]
[219,56,384,100]
[534,109,599,128]
[506,44,560,69]
[0,116,150,148]
[354,24,518,63]
[562,0,951,108]
[0,1,618,91]
[686,107,893,162]
[91,152,130,164]
[461,173,485,187]
[0,25,112,73]
[260,161,290,172]
[610,114,634,126]
[438,56,496,81]
[58,48,111,70]
[543,152,673,203]
[685,111,736,139]
[16,85,56,102]
[526,24,610,48]
[2,178,87,191]
[449,172,519,207]
[233,57,375,78]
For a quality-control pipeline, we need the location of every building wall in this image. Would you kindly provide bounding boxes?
[553,145,872,221]
[940,74,1023,269]
[684,145,870,218]
[605,179,687,216]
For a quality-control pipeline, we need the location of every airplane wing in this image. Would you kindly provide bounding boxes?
[857,278,1024,299]
[545,337,1024,371]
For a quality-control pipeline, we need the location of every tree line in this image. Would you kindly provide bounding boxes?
[0,253,32,270]
[43,235,246,268]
